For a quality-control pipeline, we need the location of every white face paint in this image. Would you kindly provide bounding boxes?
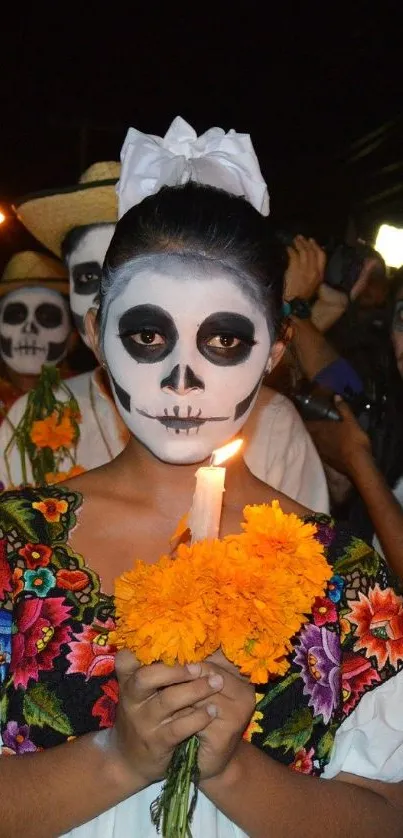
[66,224,115,348]
[0,287,71,375]
[103,266,272,464]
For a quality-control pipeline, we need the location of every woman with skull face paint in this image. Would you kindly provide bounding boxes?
[0,251,72,424]
[1,127,403,838]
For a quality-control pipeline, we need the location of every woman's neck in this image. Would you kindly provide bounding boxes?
[102,434,244,521]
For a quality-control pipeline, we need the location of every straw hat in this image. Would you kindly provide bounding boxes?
[0,251,69,298]
[14,161,120,258]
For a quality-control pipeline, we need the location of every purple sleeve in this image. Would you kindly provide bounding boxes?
[314,358,364,396]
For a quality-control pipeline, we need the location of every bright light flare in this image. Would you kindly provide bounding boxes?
[0,210,6,225]
[211,438,243,467]
[375,224,403,269]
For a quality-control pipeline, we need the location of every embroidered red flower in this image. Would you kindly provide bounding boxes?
[348,584,403,669]
[312,597,337,627]
[12,568,24,598]
[92,679,119,728]
[66,618,116,680]
[18,543,52,569]
[32,499,68,523]
[56,569,90,592]
[11,597,72,689]
[0,538,12,599]
[342,652,381,714]
[290,747,315,774]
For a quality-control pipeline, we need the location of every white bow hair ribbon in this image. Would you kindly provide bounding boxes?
[117,116,270,218]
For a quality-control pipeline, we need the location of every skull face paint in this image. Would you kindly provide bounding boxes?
[0,287,71,375]
[66,224,115,347]
[102,265,272,463]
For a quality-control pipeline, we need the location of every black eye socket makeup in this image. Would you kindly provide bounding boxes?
[393,301,403,333]
[197,312,256,366]
[72,262,102,296]
[118,304,178,363]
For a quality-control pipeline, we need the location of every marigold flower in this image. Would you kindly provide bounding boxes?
[30,411,75,451]
[45,465,85,485]
[113,501,332,684]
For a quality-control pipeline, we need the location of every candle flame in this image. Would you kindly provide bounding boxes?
[211,438,243,467]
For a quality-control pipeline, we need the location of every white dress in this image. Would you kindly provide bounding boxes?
[60,670,403,838]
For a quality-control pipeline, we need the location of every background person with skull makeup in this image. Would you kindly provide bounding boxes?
[3,133,329,513]
[0,124,402,837]
[0,250,72,424]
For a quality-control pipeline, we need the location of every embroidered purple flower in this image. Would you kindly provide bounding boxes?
[2,721,36,753]
[315,523,335,548]
[327,575,345,604]
[23,567,56,598]
[294,623,341,724]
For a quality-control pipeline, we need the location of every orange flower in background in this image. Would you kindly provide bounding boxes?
[30,411,75,451]
[32,498,68,523]
[45,465,85,485]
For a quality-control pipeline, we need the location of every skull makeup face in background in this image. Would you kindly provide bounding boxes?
[102,259,272,464]
[64,224,115,347]
[0,287,71,375]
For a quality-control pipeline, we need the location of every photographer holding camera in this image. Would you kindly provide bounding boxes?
[281,234,403,580]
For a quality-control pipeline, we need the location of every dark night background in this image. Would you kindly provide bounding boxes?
[0,2,402,270]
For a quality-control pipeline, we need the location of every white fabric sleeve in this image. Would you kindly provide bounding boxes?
[0,394,30,488]
[323,669,403,782]
[244,391,329,513]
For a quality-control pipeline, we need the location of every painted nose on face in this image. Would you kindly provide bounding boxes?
[21,319,39,335]
[161,364,204,395]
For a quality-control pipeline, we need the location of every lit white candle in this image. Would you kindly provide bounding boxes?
[189,439,243,542]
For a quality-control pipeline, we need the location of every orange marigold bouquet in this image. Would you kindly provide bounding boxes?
[113,501,332,837]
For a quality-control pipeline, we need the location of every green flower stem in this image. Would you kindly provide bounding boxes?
[151,735,200,837]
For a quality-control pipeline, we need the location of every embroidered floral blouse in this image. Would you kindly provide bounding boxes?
[0,485,403,779]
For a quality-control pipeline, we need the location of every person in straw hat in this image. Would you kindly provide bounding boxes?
[14,161,120,346]
[0,250,72,422]
[4,132,328,514]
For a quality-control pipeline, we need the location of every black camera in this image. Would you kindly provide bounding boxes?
[277,232,384,296]
[290,379,387,435]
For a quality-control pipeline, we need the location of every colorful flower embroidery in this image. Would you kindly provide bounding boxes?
[18,543,52,569]
[294,624,341,724]
[23,567,56,598]
[32,498,68,523]
[12,568,24,599]
[243,692,264,741]
[290,747,315,773]
[0,486,402,782]
[11,597,72,689]
[327,575,344,604]
[0,609,12,682]
[2,721,37,753]
[348,583,403,669]
[0,538,12,599]
[66,618,116,680]
[92,679,119,728]
[56,569,90,592]
[314,523,335,547]
[312,597,337,627]
[342,652,381,714]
